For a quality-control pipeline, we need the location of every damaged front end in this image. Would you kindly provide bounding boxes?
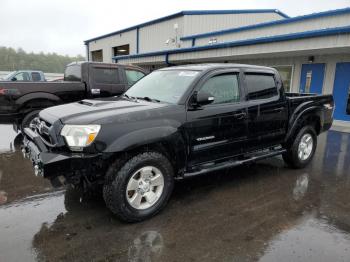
[22,118,107,189]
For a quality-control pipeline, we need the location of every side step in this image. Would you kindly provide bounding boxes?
[184,148,286,178]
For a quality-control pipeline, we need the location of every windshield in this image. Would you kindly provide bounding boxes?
[3,71,16,80]
[125,70,199,104]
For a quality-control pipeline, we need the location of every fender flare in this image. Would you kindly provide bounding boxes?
[105,126,187,171]
[16,92,61,106]
[285,105,324,141]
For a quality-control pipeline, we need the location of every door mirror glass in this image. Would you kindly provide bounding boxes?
[195,91,215,106]
[11,77,17,81]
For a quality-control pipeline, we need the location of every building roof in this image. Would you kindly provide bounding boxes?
[180,7,350,41]
[84,9,289,44]
[113,25,350,62]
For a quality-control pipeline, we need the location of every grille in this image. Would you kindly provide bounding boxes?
[31,117,55,145]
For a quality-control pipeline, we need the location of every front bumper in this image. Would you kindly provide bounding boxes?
[22,127,101,181]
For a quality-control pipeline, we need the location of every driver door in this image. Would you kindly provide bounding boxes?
[185,70,248,166]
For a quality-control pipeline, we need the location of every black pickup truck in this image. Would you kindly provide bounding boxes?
[22,64,334,222]
[0,61,147,130]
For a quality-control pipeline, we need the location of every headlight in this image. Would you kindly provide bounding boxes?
[61,125,101,151]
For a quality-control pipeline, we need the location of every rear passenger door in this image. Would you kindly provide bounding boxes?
[244,71,288,150]
[186,70,248,166]
[89,64,127,97]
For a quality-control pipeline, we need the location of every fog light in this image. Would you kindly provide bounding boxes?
[34,165,43,177]
[21,148,27,158]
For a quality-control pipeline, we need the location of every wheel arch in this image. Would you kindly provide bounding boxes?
[105,127,187,177]
[285,106,323,143]
[16,92,61,113]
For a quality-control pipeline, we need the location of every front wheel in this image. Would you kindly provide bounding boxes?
[20,110,40,133]
[283,126,317,169]
[103,152,174,222]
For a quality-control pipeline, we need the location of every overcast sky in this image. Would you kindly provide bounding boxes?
[1,0,349,57]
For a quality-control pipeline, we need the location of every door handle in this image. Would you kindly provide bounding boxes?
[234,112,247,119]
[272,107,285,113]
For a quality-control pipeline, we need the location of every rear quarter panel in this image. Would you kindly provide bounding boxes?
[286,93,334,138]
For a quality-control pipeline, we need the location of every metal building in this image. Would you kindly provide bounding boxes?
[84,8,350,125]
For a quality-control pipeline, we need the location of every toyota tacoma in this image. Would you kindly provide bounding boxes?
[22,64,334,222]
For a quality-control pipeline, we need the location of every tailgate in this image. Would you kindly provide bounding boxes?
[0,83,21,115]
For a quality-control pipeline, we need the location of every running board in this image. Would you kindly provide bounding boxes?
[184,148,286,178]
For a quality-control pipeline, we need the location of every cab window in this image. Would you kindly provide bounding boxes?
[93,68,119,84]
[125,69,145,86]
[199,73,240,105]
[14,72,30,81]
[245,73,277,100]
[31,72,41,81]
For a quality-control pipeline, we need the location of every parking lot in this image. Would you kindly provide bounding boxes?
[0,125,350,261]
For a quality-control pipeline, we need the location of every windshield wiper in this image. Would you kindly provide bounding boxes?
[121,94,138,102]
[136,96,161,103]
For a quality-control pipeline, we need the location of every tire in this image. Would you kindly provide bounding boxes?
[103,152,174,222]
[283,125,317,169]
[21,110,40,132]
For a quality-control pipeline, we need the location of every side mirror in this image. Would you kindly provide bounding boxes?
[195,91,215,106]
[11,77,17,81]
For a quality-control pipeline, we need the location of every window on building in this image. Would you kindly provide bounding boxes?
[31,72,41,81]
[305,71,312,93]
[273,66,293,92]
[245,73,278,100]
[113,44,130,56]
[93,68,119,84]
[91,50,103,62]
[125,69,145,86]
[199,73,240,104]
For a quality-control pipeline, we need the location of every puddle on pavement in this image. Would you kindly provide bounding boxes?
[0,124,350,261]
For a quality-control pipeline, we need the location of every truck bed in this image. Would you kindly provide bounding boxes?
[0,81,86,123]
[285,92,334,132]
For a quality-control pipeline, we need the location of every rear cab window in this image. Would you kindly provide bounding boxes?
[31,72,41,81]
[93,68,119,84]
[64,64,81,81]
[245,73,278,100]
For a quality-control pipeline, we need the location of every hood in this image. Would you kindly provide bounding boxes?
[40,98,170,125]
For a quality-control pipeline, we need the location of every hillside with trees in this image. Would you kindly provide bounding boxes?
[0,47,85,73]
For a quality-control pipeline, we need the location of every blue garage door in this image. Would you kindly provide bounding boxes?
[333,62,350,121]
[300,63,325,94]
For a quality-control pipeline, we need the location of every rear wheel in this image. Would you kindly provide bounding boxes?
[283,126,317,169]
[103,152,174,222]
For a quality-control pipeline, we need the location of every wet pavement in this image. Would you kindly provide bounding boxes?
[0,124,350,262]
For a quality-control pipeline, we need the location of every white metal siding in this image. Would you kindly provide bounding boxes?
[88,29,137,62]
[194,13,350,46]
[117,55,165,65]
[139,17,184,53]
[169,34,350,64]
[183,13,284,36]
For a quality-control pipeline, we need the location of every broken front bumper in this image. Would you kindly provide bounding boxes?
[22,127,100,181]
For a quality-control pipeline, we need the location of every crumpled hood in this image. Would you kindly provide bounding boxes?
[40,98,170,125]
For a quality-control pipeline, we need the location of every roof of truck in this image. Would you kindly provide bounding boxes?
[159,63,275,71]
